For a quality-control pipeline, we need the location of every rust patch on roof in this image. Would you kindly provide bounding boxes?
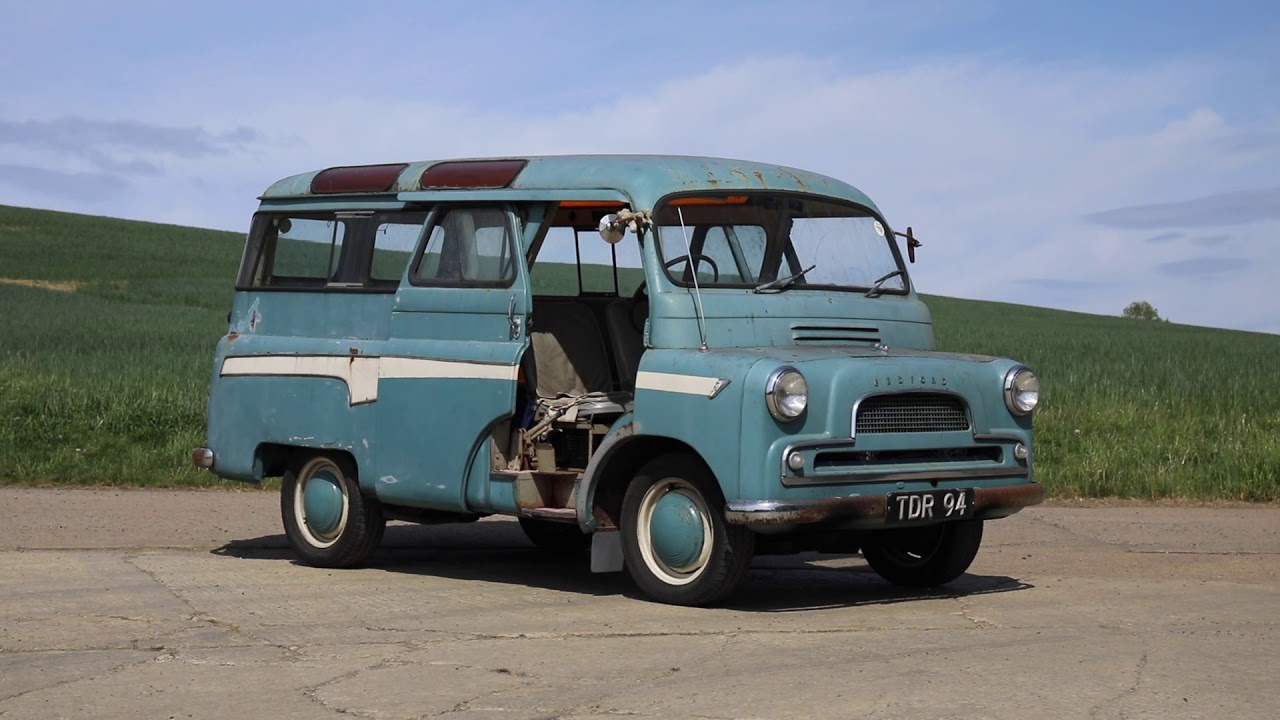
[782,169,811,192]
[0,278,82,293]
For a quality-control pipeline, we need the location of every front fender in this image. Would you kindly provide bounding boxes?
[576,415,636,531]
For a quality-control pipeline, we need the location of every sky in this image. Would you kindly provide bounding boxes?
[1,0,1278,333]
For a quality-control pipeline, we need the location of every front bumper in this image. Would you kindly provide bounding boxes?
[724,482,1045,527]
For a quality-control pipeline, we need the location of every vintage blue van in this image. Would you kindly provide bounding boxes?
[194,155,1044,605]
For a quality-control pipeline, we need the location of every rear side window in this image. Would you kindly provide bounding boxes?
[269,217,346,279]
[411,207,516,287]
[239,211,426,291]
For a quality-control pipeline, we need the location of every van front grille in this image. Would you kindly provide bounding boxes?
[855,393,970,434]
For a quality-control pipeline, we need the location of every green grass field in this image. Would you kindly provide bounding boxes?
[2,204,1277,499]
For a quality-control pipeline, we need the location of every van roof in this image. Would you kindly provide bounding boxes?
[260,154,879,211]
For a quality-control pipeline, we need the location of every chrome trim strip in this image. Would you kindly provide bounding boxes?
[972,433,1025,444]
[781,466,1028,488]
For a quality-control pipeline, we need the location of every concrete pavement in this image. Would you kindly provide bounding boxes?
[1,489,1276,719]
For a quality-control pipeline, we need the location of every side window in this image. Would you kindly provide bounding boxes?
[412,207,516,286]
[371,213,427,283]
[241,210,433,291]
[273,217,346,279]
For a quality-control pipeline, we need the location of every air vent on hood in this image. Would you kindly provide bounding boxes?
[791,324,881,345]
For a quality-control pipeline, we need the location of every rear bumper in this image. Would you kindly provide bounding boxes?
[724,482,1045,526]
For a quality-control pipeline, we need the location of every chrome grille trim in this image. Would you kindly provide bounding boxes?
[790,324,880,345]
[853,392,970,435]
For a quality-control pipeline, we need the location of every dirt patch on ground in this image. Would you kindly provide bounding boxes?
[0,277,83,292]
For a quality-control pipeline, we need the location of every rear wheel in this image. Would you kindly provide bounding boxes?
[518,517,591,554]
[860,520,983,587]
[621,454,754,606]
[281,454,385,568]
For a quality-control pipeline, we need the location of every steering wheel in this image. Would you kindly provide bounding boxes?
[663,254,720,283]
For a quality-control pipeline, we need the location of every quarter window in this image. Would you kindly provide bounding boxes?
[371,213,427,283]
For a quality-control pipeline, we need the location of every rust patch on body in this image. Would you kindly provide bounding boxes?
[0,278,82,293]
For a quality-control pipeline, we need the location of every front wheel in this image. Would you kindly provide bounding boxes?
[860,520,984,587]
[281,454,385,568]
[621,455,754,606]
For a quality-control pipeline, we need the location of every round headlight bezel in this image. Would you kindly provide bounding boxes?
[765,366,808,421]
[1003,366,1040,416]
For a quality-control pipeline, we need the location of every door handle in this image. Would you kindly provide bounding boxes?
[507,296,522,339]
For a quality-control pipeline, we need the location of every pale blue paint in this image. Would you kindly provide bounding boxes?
[205,155,1042,537]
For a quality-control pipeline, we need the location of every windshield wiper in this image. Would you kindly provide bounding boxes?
[864,270,905,297]
[752,264,817,294]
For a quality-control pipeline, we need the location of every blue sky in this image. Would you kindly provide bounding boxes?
[2,0,1278,332]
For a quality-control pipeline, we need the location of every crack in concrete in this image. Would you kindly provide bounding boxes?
[298,646,436,718]
[1088,647,1149,719]
[120,552,312,664]
[0,653,160,705]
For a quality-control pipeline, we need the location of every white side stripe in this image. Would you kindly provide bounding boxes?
[379,357,517,381]
[220,355,517,405]
[635,371,722,396]
[221,355,381,404]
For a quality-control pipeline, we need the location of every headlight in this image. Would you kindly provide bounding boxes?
[1004,366,1040,415]
[766,367,808,421]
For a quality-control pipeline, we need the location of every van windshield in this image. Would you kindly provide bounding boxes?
[653,194,905,294]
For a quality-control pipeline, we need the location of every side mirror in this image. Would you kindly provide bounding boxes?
[598,214,625,244]
[894,226,922,263]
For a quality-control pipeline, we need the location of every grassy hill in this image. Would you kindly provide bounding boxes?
[1,204,1277,499]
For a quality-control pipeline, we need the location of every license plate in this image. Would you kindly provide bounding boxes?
[885,488,975,523]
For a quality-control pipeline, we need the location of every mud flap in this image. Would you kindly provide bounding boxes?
[590,529,624,573]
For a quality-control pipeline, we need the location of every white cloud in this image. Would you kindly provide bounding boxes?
[2,52,1276,333]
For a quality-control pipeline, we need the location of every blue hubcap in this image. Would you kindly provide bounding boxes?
[303,471,344,536]
[649,491,706,570]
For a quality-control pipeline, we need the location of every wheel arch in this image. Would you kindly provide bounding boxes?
[256,443,360,483]
[576,424,722,533]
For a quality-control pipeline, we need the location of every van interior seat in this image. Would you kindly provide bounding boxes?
[604,298,646,390]
[529,301,631,418]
